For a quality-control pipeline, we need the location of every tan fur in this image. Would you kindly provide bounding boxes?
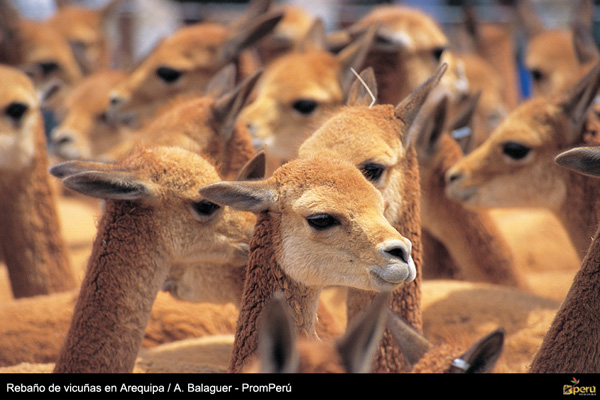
[0,290,239,368]
[256,4,316,65]
[421,280,559,373]
[518,0,598,98]
[446,75,600,259]
[345,5,467,106]
[199,157,417,372]
[0,65,76,298]
[107,5,282,127]
[242,20,374,174]
[51,146,253,373]
[298,72,441,371]
[49,69,131,161]
[46,1,121,75]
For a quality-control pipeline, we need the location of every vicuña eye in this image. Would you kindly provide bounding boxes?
[156,66,182,83]
[292,99,318,115]
[39,61,59,75]
[306,214,340,230]
[432,46,446,62]
[530,69,544,82]
[192,200,221,216]
[5,102,28,122]
[361,163,385,182]
[502,141,531,160]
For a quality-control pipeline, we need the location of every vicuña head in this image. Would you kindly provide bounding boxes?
[106,0,282,127]
[199,156,417,291]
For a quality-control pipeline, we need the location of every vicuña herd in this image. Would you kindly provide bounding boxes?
[2,0,600,375]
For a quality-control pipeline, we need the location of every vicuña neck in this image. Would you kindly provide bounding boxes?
[54,201,168,373]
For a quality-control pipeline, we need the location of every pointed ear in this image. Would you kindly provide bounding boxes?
[100,0,125,19]
[219,11,283,64]
[337,293,389,373]
[256,292,300,373]
[199,179,277,213]
[414,96,449,160]
[295,18,327,52]
[572,22,599,65]
[337,24,378,95]
[395,63,448,148]
[386,309,434,370]
[211,69,262,142]
[204,63,237,99]
[0,0,25,65]
[557,61,600,144]
[451,328,505,373]
[49,159,124,179]
[555,146,600,177]
[449,90,481,154]
[570,0,598,64]
[346,66,378,107]
[230,0,273,31]
[517,0,546,38]
[50,161,157,203]
[235,151,266,181]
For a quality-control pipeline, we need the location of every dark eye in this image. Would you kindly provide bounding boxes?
[360,163,385,182]
[192,200,221,216]
[530,69,544,82]
[39,61,59,75]
[292,99,318,115]
[502,142,531,160]
[97,112,109,123]
[156,66,182,83]
[306,214,340,230]
[5,102,29,122]
[432,46,446,62]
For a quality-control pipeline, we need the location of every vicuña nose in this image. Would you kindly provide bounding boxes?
[381,239,411,264]
[109,93,124,108]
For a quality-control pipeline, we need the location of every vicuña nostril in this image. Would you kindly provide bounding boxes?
[109,95,124,107]
[382,240,411,264]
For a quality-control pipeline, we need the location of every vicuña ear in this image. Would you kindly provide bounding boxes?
[50,160,157,202]
[449,90,481,154]
[414,95,449,160]
[219,10,283,64]
[516,0,546,39]
[337,24,377,95]
[555,146,600,177]
[295,18,327,52]
[452,328,505,373]
[256,292,300,373]
[204,63,237,99]
[337,292,389,373]
[212,69,262,141]
[49,159,124,179]
[346,66,378,107]
[394,63,447,149]
[386,309,434,370]
[235,150,266,181]
[557,61,600,144]
[571,0,598,65]
[199,179,277,213]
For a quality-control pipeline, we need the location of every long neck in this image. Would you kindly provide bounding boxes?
[0,130,75,298]
[228,211,321,373]
[420,134,526,288]
[346,145,423,373]
[53,201,168,373]
[529,223,600,373]
[556,168,600,258]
